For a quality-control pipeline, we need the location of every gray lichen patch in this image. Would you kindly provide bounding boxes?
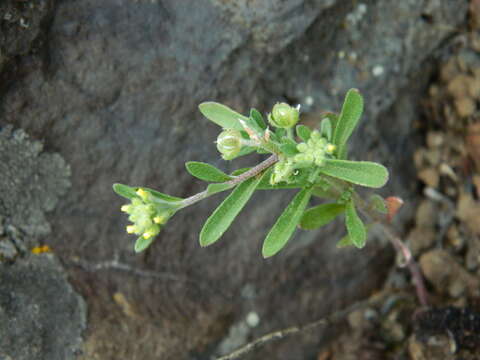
[0,125,71,237]
[0,254,87,360]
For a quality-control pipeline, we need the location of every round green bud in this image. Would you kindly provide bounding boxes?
[216,129,242,160]
[296,143,308,152]
[268,103,299,128]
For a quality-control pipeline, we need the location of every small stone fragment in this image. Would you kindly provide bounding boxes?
[418,167,440,188]
[454,97,476,118]
[420,249,480,297]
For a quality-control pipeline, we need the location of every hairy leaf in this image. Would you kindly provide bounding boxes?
[113,183,138,200]
[250,108,267,130]
[320,118,332,140]
[231,167,251,176]
[345,201,366,248]
[299,203,345,230]
[185,161,232,182]
[280,143,299,156]
[198,102,248,131]
[206,183,235,195]
[332,89,363,151]
[296,125,311,142]
[141,187,183,202]
[320,159,389,188]
[262,187,313,258]
[200,175,264,246]
[134,236,155,253]
[369,194,388,214]
[336,235,354,248]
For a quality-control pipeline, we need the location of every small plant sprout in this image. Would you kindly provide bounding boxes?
[114,88,392,256]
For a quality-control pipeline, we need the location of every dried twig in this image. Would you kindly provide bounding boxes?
[214,296,381,360]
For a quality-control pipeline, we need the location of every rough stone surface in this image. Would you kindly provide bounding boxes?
[0,0,469,359]
[0,254,86,360]
[0,125,70,237]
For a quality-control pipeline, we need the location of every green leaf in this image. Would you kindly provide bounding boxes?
[262,187,313,258]
[321,112,338,130]
[369,194,388,214]
[338,143,348,160]
[233,146,256,159]
[200,175,264,246]
[250,108,267,130]
[134,236,155,253]
[319,159,389,188]
[336,235,354,248]
[231,167,251,176]
[279,143,299,156]
[113,183,138,200]
[206,182,235,195]
[141,187,183,203]
[185,161,232,182]
[275,128,287,138]
[299,203,345,230]
[296,125,311,142]
[320,118,332,140]
[198,102,248,131]
[345,201,366,248]
[332,89,364,151]
[256,148,270,154]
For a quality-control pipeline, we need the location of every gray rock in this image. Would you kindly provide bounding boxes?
[0,254,86,360]
[0,0,468,359]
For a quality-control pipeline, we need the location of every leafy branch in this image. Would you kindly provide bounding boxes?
[113,88,427,307]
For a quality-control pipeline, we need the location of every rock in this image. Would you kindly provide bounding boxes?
[0,254,86,360]
[408,227,436,257]
[420,249,480,298]
[0,0,469,358]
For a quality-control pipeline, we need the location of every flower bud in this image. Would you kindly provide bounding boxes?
[268,103,299,129]
[216,129,242,160]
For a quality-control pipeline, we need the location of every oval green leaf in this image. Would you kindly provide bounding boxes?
[141,187,183,202]
[134,236,155,253]
[345,201,366,248]
[206,182,235,196]
[262,187,313,258]
[320,159,389,188]
[198,102,248,131]
[200,174,264,247]
[320,118,332,140]
[113,183,138,200]
[369,194,388,214]
[185,161,232,182]
[250,108,267,130]
[336,235,354,248]
[296,125,311,142]
[299,203,345,230]
[332,89,364,151]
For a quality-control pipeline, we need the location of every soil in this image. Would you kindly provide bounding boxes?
[316,8,480,360]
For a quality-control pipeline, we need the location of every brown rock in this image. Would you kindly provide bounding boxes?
[457,192,480,235]
[420,249,480,297]
[418,167,440,188]
[415,200,437,228]
[454,97,476,118]
[447,74,470,99]
[408,227,436,256]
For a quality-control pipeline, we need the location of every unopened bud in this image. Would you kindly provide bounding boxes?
[268,103,299,129]
[216,129,242,160]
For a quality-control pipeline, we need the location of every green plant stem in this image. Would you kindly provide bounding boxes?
[180,155,279,209]
[287,127,294,140]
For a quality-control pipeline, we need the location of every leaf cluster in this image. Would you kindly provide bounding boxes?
[114,89,390,256]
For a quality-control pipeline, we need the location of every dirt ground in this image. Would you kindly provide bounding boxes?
[316,7,480,360]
